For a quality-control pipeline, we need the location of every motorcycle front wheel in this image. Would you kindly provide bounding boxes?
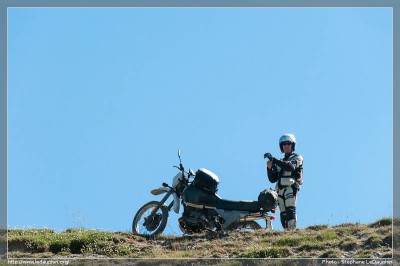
[227,221,262,231]
[132,201,169,237]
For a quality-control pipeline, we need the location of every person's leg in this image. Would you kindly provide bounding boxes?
[277,188,287,229]
[284,186,297,230]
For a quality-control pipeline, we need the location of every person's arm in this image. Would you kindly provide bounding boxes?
[267,161,278,183]
[271,158,296,172]
[292,155,303,184]
[293,165,303,184]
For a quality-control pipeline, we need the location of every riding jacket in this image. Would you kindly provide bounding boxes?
[267,152,303,190]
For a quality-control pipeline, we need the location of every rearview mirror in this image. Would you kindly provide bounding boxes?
[189,169,195,176]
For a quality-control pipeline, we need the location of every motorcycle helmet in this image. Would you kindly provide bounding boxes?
[279,133,296,152]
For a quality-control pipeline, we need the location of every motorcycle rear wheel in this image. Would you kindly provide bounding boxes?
[132,201,169,237]
[228,221,262,231]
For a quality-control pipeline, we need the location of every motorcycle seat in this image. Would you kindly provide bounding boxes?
[216,199,260,212]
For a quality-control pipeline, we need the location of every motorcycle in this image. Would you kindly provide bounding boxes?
[132,150,278,237]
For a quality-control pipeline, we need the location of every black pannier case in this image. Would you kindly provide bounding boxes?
[192,168,219,193]
[258,189,278,211]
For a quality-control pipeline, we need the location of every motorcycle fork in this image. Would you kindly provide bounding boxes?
[150,189,174,216]
[167,201,174,211]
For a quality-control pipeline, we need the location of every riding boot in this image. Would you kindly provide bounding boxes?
[286,206,296,230]
[280,211,287,229]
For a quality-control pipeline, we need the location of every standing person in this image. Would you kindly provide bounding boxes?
[264,133,303,230]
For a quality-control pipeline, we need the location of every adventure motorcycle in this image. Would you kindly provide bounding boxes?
[132,150,278,237]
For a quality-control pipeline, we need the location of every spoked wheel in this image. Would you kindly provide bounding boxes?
[132,201,169,237]
[227,221,263,231]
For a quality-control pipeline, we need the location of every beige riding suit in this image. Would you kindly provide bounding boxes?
[267,153,303,230]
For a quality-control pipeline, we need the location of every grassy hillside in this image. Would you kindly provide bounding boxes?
[7,218,398,260]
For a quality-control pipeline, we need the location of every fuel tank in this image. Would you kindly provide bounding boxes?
[183,184,220,209]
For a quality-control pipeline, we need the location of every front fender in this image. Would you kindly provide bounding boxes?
[150,187,180,214]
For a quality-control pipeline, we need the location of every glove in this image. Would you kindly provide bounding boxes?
[264,153,274,161]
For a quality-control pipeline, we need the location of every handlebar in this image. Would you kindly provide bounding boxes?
[173,165,183,171]
[173,165,195,179]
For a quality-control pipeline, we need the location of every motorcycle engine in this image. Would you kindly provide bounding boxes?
[178,206,212,234]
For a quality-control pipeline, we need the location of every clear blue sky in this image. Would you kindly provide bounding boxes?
[8,8,392,233]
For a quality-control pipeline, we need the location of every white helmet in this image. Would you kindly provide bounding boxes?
[279,133,296,152]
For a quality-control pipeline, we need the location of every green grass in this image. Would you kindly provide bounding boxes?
[7,218,396,259]
[237,247,290,258]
